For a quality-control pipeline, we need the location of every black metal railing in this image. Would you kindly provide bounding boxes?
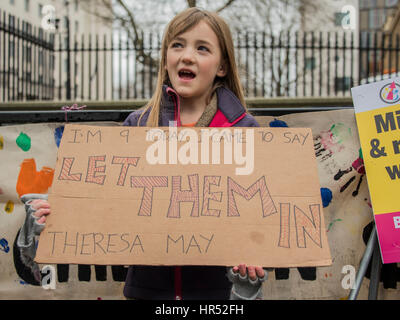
[0,11,55,102]
[1,10,400,102]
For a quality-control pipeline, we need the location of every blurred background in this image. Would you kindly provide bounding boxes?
[0,0,399,103]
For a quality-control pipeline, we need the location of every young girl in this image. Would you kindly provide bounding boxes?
[18,7,268,300]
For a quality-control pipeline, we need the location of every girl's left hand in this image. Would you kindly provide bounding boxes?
[232,263,265,281]
[30,199,51,224]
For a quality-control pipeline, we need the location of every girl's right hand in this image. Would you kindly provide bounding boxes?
[30,199,51,224]
[232,264,265,281]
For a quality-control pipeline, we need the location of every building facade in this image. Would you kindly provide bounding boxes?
[359,0,399,32]
[295,0,359,96]
[1,0,113,101]
[358,0,400,79]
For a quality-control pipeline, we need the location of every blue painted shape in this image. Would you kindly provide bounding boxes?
[320,188,333,208]
[0,238,9,253]
[269,119,288,127]
[54,126,65,148]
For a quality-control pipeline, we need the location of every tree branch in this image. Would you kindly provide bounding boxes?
[216,0,235,13]
[187,0,196,7]
[116,0,141,44]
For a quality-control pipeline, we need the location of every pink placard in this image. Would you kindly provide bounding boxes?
[375,212,400,264]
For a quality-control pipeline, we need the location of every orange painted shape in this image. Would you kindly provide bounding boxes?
[16,159,54,197]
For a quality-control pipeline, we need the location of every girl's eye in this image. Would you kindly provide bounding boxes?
[171,42,183,48]
[198,45,209,52]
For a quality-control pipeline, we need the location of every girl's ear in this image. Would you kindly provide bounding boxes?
[216,61,227,77]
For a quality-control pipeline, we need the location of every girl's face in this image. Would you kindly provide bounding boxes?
[165,20,226,104]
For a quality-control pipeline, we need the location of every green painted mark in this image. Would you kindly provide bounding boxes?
[16,132,31,151]
[330,123,351,144]
[327,218,343,232]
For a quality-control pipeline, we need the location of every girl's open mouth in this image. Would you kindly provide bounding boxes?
[178,70,196,80]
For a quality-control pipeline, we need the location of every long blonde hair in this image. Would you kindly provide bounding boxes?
[138,7,245,127]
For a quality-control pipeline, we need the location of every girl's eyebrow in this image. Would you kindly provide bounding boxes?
[173,36,186,42]
[197,39,213,47]
[173,36,214,47]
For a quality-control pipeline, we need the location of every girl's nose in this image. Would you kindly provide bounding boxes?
[181,47,195,64]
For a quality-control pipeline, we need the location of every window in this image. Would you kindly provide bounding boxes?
[49,55,55,70]
[9,15,15,28]
[335,77,353,91]
[368,9,386,29]
[385,0,398,7]
[360,31,373,48]
[38,51,43,66]
[360,0,377,9]
[64,16,69,29]
[305,57,316,70]
[74,0,79,12]
[335,12,345,26]
[64,58,69,72]
[10,0,15,5]
[9,41,15,58]
[334,11,351,27]
[64,37,69,49]
[75,21,79,33]
[24,0,30,12]
[25,46,32,63]
[39,4,43,17]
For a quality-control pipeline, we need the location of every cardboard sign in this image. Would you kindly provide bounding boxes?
[35,124,332,267]
[352,79,400,264]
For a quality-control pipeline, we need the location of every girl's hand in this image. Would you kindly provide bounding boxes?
[232,263,265,281]
[229,264,268,300]
[30,199,51,224]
